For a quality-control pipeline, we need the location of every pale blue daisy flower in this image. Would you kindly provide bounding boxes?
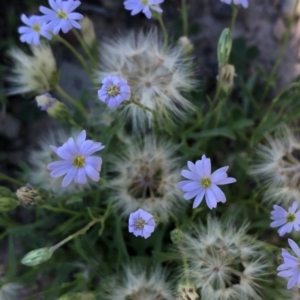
[271,202,300,236]
[124,0,164,19]
[278,239,300,289]
[128,209,155,239]
[18,14,52,46]
[47,130,105,187]
[220,0,248,8]
[177,155,236,209]
[40,0,83,35]
[98,76,131,108]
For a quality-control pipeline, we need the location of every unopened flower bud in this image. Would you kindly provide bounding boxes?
[58,292,95,300]
[16,184,42,207]
[170,228,184,245]
[176,280,199,300]
[21,247,53,266]
[178,36,194,55]
[217,28,232,67]
[36,93,71,122]
[218,64,236,94]
[0,186,13,197]
[0,198,19,212]
[80,17,96,48]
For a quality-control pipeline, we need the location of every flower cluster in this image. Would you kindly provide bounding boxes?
[18,0,83,45]
[255,129,300,290]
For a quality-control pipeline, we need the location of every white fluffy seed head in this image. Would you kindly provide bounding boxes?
[251,126,300,205]
[103,265,174,300]
[179,217,270,300]
[26,128,93,195]
[6,42,57,95]
[95,29,197,130]
[109,136,184,218]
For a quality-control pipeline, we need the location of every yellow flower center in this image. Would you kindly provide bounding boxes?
[141,0,149,5]
[73,155,85,168]
[287,213,296,223]
[32,24,41,33]
[200,177,212,189]
[107,85,120,97]
[57,9,68,19]
[135,218,146,229]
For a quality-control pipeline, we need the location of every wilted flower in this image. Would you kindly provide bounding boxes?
[124,0,164,19]
[110,137,183,218]
[218,64,236,94]
[128,208,155,238]
[40,0,83,34]
[36,93,71,121]
[220,0,249,8]
[251,126,300,206]
[177,155,236,209]
[176,280,199,300]
[271,202,300,236]
[98,76,131,108]
[27,129,95,195]
[47,130,104,187]
[178,36,194,55]
[79,16,96,48]
[18,14,51,46]
[103,265,173,300]
[16,185,39,207]
[278,239,300,289]
[96,29,196,130]
[21,247,53,266]
[179,217,270,300]
[7,42,57,95]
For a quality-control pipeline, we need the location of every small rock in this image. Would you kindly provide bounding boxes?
[101,0,123,10]
[0,113,21,139]
[211,2,232,20]
[273,18,286,41]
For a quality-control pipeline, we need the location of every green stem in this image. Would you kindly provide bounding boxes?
[130,99,156,115]
[55,35,92,78]
[72,28,97,68]
[55,85,88,116]
[49,202,112,253]
[157,15,168,49]
[41,205,83,216]
[230,5,239,32]
[260,0,299,101]
[181,0,188,36]
[50,219,99,252]
[98,200,113,236]
[0,173,23,186]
